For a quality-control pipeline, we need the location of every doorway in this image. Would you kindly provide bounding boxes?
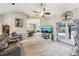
[56,20,76,45]
[2,25,10,35]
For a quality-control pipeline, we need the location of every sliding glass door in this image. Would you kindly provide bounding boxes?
[56,20,76,45]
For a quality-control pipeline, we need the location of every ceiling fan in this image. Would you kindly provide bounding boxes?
[33,3,51,17]
[61,11,73,21]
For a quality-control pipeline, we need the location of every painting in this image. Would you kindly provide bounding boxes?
[15,18,23,27]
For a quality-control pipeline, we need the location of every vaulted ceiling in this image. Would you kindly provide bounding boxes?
[0,3,79,19]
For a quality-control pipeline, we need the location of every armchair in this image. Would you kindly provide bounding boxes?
[10,32,22,42]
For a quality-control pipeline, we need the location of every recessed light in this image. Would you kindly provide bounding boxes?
[11,3,15,5]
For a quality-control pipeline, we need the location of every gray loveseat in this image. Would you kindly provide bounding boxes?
[0,33,9,50]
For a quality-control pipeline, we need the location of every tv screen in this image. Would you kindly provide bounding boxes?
[41,26,52,33]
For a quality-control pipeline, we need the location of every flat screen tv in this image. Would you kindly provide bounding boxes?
[41,26,52,33]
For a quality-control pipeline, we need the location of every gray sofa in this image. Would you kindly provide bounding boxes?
[0,33,9,50]
[0,32,22,51]
[10,32,22,42]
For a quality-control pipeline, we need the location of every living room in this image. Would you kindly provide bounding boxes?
[0,3,79,56]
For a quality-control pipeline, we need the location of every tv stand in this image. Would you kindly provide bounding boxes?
[41,33,53,40]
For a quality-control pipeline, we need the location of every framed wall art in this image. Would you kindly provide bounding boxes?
[15,18,23,27]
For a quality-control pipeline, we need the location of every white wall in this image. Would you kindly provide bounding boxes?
[2,12,28,34]
[39,9,79,41]
[0,15,3,35]
[0,7,79,41]
[72,8,79,20]
[49,8,79,41]
[26,19,40,31]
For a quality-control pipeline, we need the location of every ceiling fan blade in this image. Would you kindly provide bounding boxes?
[44,13,50,15]
[43,8,46,11]
[35,14,39,16]
[33,11,40,13]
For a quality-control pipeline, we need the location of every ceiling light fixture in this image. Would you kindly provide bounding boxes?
[33,3,50,17]
[11,3,15,5]
[61,11,73,21]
